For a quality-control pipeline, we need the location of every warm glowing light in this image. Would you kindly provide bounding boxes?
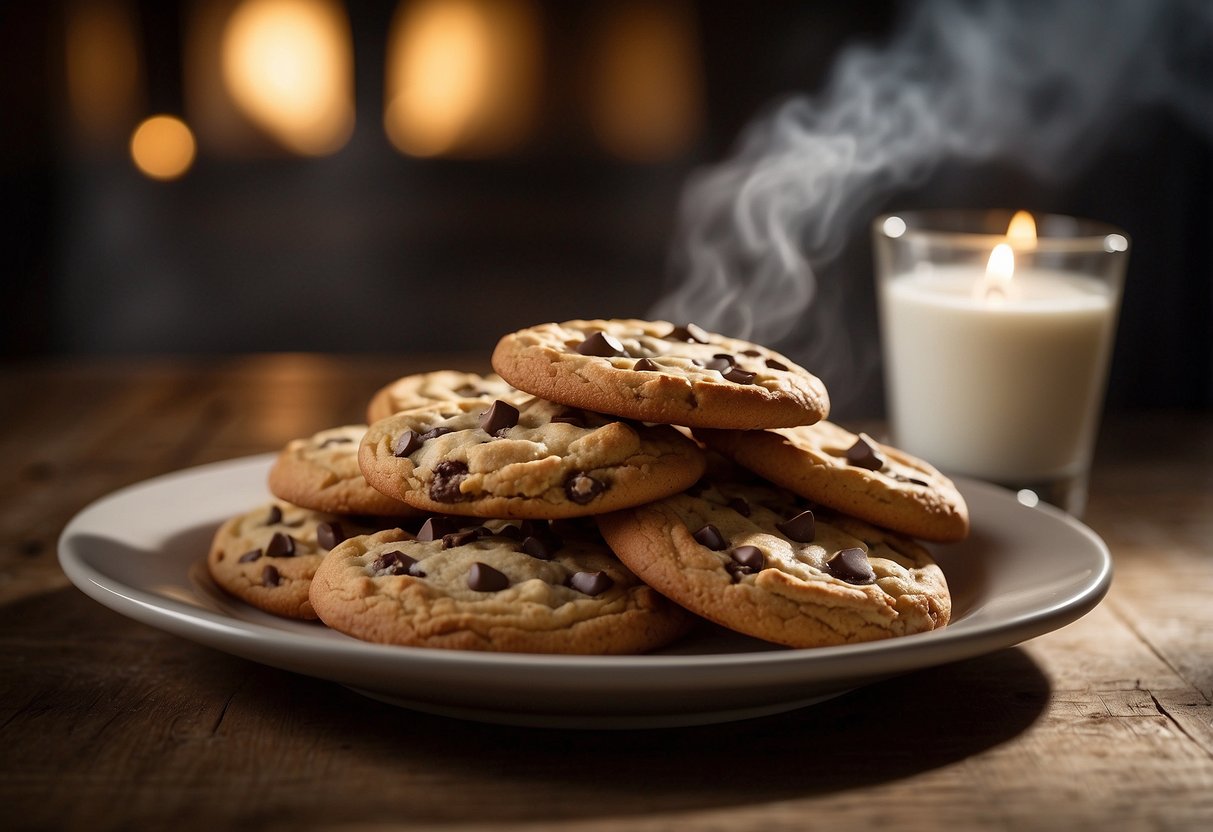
[978,242,1016,303]
[130,115,197,180]
[385,0,539,158]
[588,0,702,161]
[1104,233,1128,252]
[66,0,142,142]
[1006,210,1037,248]
[221,0,354,156]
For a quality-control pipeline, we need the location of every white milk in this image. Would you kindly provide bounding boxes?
[880,267,1117,482]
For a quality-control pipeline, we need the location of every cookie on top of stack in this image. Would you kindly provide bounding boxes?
[207,318,968,653]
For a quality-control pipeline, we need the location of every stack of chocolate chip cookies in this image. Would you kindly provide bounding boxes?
[208,318,968,654]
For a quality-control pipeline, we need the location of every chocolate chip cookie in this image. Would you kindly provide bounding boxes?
[207,502,391,619]
[491,319,830,429]
[308,517,692,653]
[696,421,970,542]
[268,425,421,517]
[596,479,951,648]
[366,370,525,423]
[358,396,707,519]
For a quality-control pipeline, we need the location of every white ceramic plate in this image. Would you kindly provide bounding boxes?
[58,454,1111,729]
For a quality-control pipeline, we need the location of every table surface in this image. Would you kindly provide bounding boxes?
[2,354,1211,832]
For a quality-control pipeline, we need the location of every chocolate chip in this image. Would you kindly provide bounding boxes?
[467,561,509,592]
[393,430,423,457]
[826,547,877,584]
[442,530,480,549]
[453,384,483,397]
[765,358,788,371]
[479,400,519,436]
[265,532,296,558]
[420,426,454,442]
[665,323,710,343]
[551,409,588,427]
[731,545,765,571]
[371,550,422,577]
[692,523,727,550]
[577,331,627,357]
[521,535,556,560]
[261,564,281,586]
[713,352,736,363]
[846,434,885,471]
[569,570,614,596]
[491,523,523,540]
[430,460,470,503]
[741,349,762,357]
[417,516,460,542]
[724,367,756,384]
[725,561,756,582]
[565,472,606,504]
[316,521,345,551]
[633,358,660,372]
[704,357,732,373]
[727,496,752,517]
[319,436,353,448]
[775,510,816,543]
[238,548,262,563]
[265,505,283,525]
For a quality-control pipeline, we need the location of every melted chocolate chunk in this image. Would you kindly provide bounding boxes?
[741,349,762,357]
[518,536,553,560]
[442,530,480,549]
[417,516,460,542]
[565,472,606,505]
[725,561,756,582]
[846,434,885,471]
[727,496,752,517]
[430,461,470,503]
[261,564,281,587]
[453,384,483,397]
[371,550,422,577]
[730,545,765,571]
[724,367,756,385]
[238,548,262,563]
[265,532,296,558]
[265,505,283,526]
[577,331,627,358]
[419,426,454,442]
[467,561,509,592]
[479,400,519,436]
[692,523,727,550]
[704,357,733,373]
[665,323,710,344]
[775,510,816,543]
[550,409,588,427]
[569,570,614,596]
[393,430,423,457]
[765,358,788,371]
[633,358,660,372]
[826,547,877,585]
[316,521,345,551]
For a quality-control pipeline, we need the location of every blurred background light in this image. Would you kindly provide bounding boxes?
[587,0,702,162]
[219,0,354,156]
[384,0,540,158]
[65,0,143,147]
[129,114,196,179]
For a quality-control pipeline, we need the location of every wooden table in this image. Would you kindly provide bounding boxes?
[2,355,1211,831]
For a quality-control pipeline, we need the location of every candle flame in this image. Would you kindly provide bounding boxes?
[979,242,1015,303]
[1006,210,1037,248]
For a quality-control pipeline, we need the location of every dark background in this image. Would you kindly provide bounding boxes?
[3,0,1210,419]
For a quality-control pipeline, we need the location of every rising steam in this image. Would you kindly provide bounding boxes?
[650,0,1212,410]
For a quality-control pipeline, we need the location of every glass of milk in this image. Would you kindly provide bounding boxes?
[873,210,1129,516]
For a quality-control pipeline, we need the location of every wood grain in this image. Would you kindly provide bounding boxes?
[1,357,1210,831]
